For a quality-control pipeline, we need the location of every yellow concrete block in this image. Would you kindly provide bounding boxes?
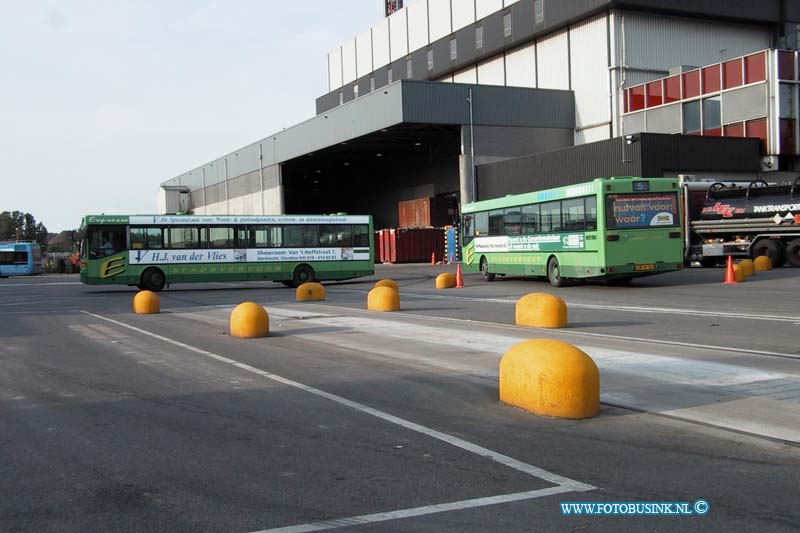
[435,273,456,289]
[367,286,400,312]
[499,338,599,419]
[133,290,160,314]
[738,259,755,276]
[230,302,269,338]
[374,279,399,291]
[753,255,772,271]
[732,264,745,282]
[296,282,326,301]
[515,293,567,328]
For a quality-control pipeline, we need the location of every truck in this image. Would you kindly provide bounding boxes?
[681,176,800,267]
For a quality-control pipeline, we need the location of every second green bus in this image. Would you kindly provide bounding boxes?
[461,177,684,286]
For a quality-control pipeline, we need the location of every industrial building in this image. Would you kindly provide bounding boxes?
[159,0,800,229]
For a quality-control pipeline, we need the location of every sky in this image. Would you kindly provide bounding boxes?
[0,1,385,231]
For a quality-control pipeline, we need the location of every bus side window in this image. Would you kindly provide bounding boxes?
[474,212,488,236]
[208,227,234,248]
[255,226,281,248]
[236,228,250,248]
[352,225,369,247]
[503,208,521,236]
[488,210,504,235]
[284,225,318,247]
[170,227,199,249]
[561,198,585,231]
[585,197,597,230]
[540,202,561,233]
[319,224,352,247]
[521,205,539,234]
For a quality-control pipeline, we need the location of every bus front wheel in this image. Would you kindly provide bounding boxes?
[480,257,495,282]
[140,268,166,292]
[547,257,565,288]
[291,264,315,287]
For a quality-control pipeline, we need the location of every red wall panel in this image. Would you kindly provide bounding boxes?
[630,85,645,112]
[646,80,663,107]
[745,52,766,84]
[664,75,680,103]
[722,59,743,89]
[683,70,700,98]
[745,118,768,153]
[702,64,721,94]
[723,123,745,137]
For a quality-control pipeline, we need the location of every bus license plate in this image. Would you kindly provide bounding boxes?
[634,264,656,271]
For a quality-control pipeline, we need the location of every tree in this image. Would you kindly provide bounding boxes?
[0,211,49,249]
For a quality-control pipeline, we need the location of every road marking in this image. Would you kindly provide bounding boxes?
[302,301,800,361]
[254,486,573,533]
[0,282,81,287]
[328,288,800,323]
[80,310,594,496]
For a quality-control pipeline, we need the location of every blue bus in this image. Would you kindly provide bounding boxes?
[0,242,43,277]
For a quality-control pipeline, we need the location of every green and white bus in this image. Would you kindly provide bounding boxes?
[461,177,683,286]
[80,214,373,291]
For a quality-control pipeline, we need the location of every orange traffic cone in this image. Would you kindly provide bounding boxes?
[455,263,464,288]
[431,252,436,265]
[723,255,737,284]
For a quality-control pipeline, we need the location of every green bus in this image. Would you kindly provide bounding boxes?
[461,177,683,286]
[80,214,373,291]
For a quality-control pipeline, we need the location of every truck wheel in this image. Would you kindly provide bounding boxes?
[786,239,800,267]
[547,257,565,287]
[751,239,786,267]
[140,267,166,292]
[480,257,495,282]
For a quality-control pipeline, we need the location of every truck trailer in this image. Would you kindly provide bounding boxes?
[681,176,800,267]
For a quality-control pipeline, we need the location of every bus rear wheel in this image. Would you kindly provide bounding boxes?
[140,267,166,292]
[751,239,786,267]
[480,257,495,282]
[291,264,315,287]
[547,257,565,287]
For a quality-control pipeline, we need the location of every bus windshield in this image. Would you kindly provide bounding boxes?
[605,192,679,229]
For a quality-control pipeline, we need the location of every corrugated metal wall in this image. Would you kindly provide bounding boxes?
[401,81,574,128]
[569,14,610,137]
[342,39,357,85]
[476,133,761,200]
[536,29,569,89]
[428,0,452,42]
[505,42,536,88]
[356,31,373,78]
[407,1,429,52]
[612,10,771,75]
[477,55,506,85]
[389,8,409,62]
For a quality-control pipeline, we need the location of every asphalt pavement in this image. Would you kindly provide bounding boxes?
[1,265,799,532]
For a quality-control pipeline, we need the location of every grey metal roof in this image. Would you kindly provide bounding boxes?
[162,80,574,187]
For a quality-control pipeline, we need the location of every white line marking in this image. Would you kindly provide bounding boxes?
[253,486,573,533]
[328,288,800,323]
[0,282,81,287]
[301,302,800,361]
[80,310,594,494]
